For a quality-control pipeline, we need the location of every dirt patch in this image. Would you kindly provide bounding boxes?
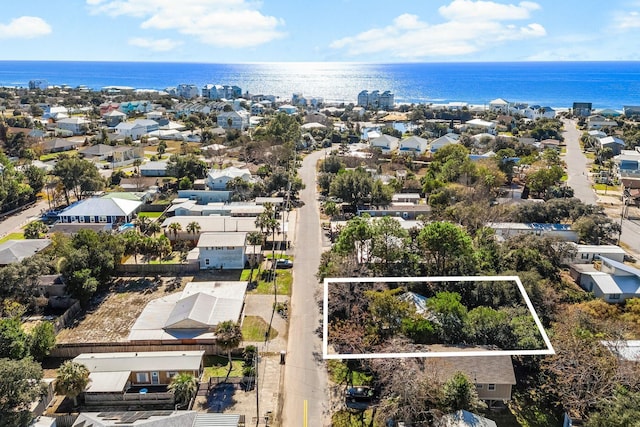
[56,276,191,344]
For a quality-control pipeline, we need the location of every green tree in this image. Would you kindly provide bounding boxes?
[440,372,486,412]
[214,320,243,381]
[168,222,182,240]
[0,317,29,360]
[329,168,374,207]
[168,373,198,408]
[66,268,98,308]
[417,221,474,276]
[365,288,414,338]
[55,361,90,407]
[23,220,48,239]
[427,292,468,343]
[52,156,104,205]
[28,321,56,361]
[23,164,46,194]
[0,357,44,427]
[587,387,640,427]
[186,221,201,242]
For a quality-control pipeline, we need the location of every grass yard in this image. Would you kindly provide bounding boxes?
[148,252,184,264]
[593,183,620,193]
[0,232,25,243]
[202,355,244,381]
[241,315,278,341]
[245,269,293,295]
[137,211,163,218]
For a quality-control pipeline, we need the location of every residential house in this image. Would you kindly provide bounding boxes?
[487,222,578,242]
[565,243,627,264]
[177,190,232,203]
[79,143,115,161]
[41,138,79,154]
[438,410,498,427]
[250,103,264,115]
[72,412,243,427]
[57,197,143,224]
[399,136,429,154]
[624,106,640,117]
[103,109,127,127]
[202,84,241,100]
[56,117,90,135]
[140,161,169,177]
[128,281,248,342]
[392,193,421,204]
[572,102,593,117]
[98,101,120,116]
[430,134,460,152]
[488,98,510,114]
[596,108,622,118]
[615,149,640,187]
[119,101,153,115]
[169,200,264,217]
[598,135,625,155]
[430,354,517,406]
[161,216,287,244]
[36,274,67,301]
[465,118,497,135]
[587,115,618,130]
[217,110,250,131]
[0,239,51,266]
[115,119,159,139]
[197,232,247,269]
[73,351,204,407]
[111,145,145,166]
[206,167,253,190]
[370,134,399,152]
[278,104,298,115]
[528,105,556,119]
[540,139,562,151]
[357,204,432,220]
[578,257,640,302]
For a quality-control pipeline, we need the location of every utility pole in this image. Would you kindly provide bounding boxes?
[254,348,260,426]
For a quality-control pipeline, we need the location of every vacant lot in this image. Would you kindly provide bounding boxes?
[56,275,190,344]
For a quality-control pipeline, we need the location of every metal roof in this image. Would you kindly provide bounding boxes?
[73,350,204,373]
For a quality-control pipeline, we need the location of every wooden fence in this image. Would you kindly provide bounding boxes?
[53,301,82,334]
[50,342,221,358]
[116,262,199,274]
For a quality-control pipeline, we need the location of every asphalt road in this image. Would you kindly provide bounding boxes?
[281,149,330,427]
[0,199,50,238]
[562,118,598,205]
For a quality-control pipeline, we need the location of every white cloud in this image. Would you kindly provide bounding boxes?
[129,37,182,52]
[0,16,52,39]
[86,0,285,48]
[613,10,640,29]
[439,0,540,21]
[330,1,545,60]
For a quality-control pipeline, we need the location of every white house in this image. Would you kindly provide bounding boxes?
[57,197,143,224]
[56,117,90,135]
[206,167,252,190]
[197,232,247,269]
[465,118,497,135]
[370,134,399,152]
[489,98,510,114]
[399,136,429,154]
[176,84,200,99]
[103,109,127,127]
[565,243,627,264]
[587,115,618,130]
[487,222,579,242]
[579,257,640,303]
[115,122,147,140]
[597,135,625,155]
[430,134,460,152]
[217,110,250,131]
[278,104,298,115]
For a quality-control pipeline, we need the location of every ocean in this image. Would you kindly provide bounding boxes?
[1,61,639,110]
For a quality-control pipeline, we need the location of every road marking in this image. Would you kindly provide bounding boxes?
[303,399,308,427]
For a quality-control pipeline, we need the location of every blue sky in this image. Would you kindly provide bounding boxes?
[1,0,640,62]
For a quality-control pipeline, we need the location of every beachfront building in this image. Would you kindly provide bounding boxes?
[202,84,242,100]
[357,90,395,110]
[489,98,510,114]
[572,102,593,117]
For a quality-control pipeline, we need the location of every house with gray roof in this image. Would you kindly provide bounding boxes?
[197,232,248,269]
[58,197,143,224]
[41,138,79,154]
[72,411,242,427]
[0,239,51,266]
[579,256,640,302]
[370,134,399,152]
[128,281,247,342]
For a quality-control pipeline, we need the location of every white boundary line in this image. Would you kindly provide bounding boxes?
[323,276,555,359]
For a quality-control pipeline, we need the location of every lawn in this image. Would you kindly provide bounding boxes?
[202,355,244,381]
[244,269,293,295]
[0,232,25,243]
[593,183,620,193]
[137,211,163,218]
[241,315,278,341]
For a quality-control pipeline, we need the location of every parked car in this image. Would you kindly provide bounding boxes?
[274,259,293,269]
[345,386,375,404]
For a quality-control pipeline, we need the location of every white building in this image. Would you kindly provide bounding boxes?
[489,98,510,114]
[357,90,394,110]
[176,84,200,99]
[399,135,429,154]
[206,167,253,190]
[370,134,399,152]
[217,110,250,130]
[56,117,90,135]
[197,232,247,269]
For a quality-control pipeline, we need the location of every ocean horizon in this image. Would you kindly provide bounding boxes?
[1,60,639,110]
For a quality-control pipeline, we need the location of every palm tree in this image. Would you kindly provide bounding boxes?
[147,220,161,236]
[168,222,182,240]
[215,320,243,381]
[168,373,198,408]
[55,361,90,407]
[123,229,142,264]
[186,221,201,243]
[135,215,150,234]
[246,231,264,283]
[24,220,49,239]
